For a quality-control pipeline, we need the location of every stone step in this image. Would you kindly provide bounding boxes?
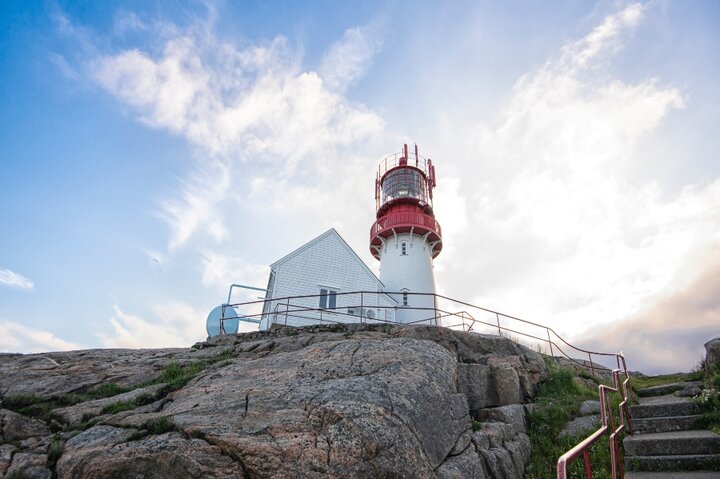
[637,383,685,397]
[624,430,720,457]
[626,471,720,478]
[633,415,699,434]
[624,454,720,473]
[630,395,700,419]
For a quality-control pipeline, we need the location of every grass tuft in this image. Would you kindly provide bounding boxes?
[86,382,129,399]
[128,416,177,441]
[47,438,64,467]
[155,349,237,391]
[631,372,696,391]
[145,416,176,435]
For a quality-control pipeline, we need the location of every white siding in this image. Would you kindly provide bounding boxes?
[259,230,397,330]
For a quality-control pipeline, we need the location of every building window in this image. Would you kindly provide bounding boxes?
[401,242,407,255]
[319,288,337,309]
[402,291,408,306]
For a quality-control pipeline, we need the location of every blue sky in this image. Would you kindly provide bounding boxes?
[1,1,719,374]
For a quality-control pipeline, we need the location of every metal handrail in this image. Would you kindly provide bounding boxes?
[377,151,431,179]
[226,290,625,369]
[557,368,632,479]
[223,290,632,478]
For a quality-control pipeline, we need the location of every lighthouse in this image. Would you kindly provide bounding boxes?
[370,144,442,324]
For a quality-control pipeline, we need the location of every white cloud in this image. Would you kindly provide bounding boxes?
[98,303,206,348]
[201,251,268,296]
[49,52,81,81]
[0,321,80,353]
[91,22,387,249]
[158,161,230,249]
[0,268,35,290]
[559,3,644,70]
[579,254,720,374]
[432,3,719,370]
[319,26,383,92]
[113,10,147,35]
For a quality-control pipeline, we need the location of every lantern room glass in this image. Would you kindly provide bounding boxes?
[381,168,428,206]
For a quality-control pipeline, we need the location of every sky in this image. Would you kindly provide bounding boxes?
[1,1,719,374]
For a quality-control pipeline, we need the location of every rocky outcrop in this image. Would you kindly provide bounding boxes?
[1,409,51,441]
[705,337,720,373]
[0,324,547,478]
[0,348,208,399]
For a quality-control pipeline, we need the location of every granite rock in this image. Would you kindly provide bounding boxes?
[705,337,720,373]
[0,324,548,479]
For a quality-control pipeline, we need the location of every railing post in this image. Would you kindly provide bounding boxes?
[496,313,502,336]
[320,309,323,324]
[360,292,364,324]
[547,329,554,356]
[220,304,226,335]
[588,352,596,378]
[285,302,289,326]
[582,450,592,479]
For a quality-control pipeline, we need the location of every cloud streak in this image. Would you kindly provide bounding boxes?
[98,303,206,348]
[0,320,79,353]
[320,25,383,92]
[0,268,35,290]
[580,253,720,374]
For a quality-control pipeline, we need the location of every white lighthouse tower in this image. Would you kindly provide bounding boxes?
[370,144,442,324]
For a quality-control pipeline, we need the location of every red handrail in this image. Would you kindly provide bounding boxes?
[557,367,632,479]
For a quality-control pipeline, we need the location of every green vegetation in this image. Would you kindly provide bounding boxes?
[2,394,50,415]
[46,438,64,468]
[145,416,176,435]
[87,382,130,399]
[711,370,720,390]
[155,349,237,391]
[2,382,132,421]
[100,393,156,415]
[527,360,626,479]
[693,364,720,434]
[631,371,703,391]
[2,349,238,434]
[5,471,31,479]
[471,419,483,432]
[129,416,177,441]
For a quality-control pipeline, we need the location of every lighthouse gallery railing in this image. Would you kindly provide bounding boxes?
[223,291,633,479]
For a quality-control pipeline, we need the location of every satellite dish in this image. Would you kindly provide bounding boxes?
[206,305,240,337]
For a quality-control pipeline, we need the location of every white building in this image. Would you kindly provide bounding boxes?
[259,229,397,330]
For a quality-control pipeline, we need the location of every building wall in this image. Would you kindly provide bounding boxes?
[260,231,396,330]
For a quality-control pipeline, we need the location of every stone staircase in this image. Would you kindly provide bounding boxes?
[624,383,720,478]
